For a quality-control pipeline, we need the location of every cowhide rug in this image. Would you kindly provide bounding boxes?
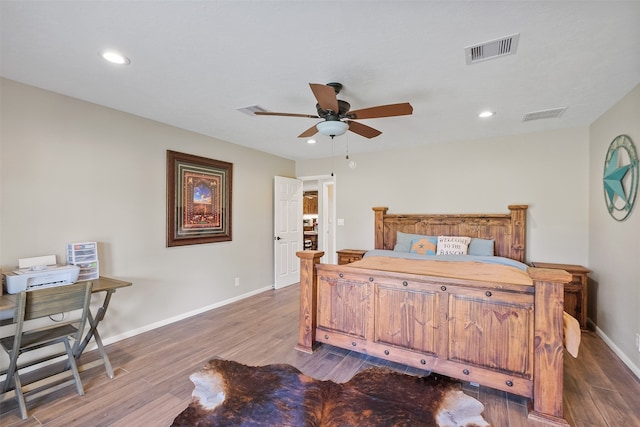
[171,359,489,427]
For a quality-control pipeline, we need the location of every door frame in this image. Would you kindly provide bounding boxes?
[299,174,336,264]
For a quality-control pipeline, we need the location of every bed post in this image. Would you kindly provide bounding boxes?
[372,207,388,249]
[528,267,572,426]
[295,250,324,354]
[508,205,528,263]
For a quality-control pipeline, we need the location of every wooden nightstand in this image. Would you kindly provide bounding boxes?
[531,262,591,329]
[336,249,367,265]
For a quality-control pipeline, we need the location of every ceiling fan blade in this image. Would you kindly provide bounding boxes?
[347,102,413,119]
[309,83,339,113]
[345,120,382,139]
[255,111,319,119]
[298,124,319,138]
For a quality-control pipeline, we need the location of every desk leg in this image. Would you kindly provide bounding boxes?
[74,289,115,379]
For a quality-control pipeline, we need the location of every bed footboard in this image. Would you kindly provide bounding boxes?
[295,252,571,426]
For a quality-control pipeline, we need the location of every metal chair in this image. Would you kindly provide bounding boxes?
[0,282,92,419]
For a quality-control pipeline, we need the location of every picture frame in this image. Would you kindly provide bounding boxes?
[167,150,232,246]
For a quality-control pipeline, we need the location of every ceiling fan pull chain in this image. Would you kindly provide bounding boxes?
[331,139,335,177]
[346,134,350,160]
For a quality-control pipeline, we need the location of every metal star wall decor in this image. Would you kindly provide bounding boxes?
[603,135,638,221]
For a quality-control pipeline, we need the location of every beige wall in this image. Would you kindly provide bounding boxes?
[2,77,638,377]
[297,127,590,265]
[0,79,295,369]
[589,83,640,376]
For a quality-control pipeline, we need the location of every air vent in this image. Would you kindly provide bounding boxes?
[237,105,267,116]
[522,107,567,122]
[465,34,520,65]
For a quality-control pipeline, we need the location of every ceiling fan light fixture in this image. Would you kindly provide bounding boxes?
[316,120,348,137]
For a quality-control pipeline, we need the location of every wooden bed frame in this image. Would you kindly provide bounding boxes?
[296,205,572,426]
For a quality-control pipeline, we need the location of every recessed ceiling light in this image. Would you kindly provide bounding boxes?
[478,111,495,118]
[101,49,130,65]
[307,139,317,144]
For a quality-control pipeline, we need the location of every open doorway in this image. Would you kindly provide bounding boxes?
[300,175,336,264]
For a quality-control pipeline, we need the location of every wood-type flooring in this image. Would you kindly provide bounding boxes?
[1,284,639,426]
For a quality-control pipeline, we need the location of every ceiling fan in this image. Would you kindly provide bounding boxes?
[255,82,413,139]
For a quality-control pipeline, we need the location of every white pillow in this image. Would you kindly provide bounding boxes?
[437,236,471,255]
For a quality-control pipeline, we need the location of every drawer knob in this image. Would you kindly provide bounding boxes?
[384,350,390,355]
[352,342,357,347]
[339,273,344,278]
[369,277,374,282]
[506,380,514,387]
[463,369,470,375]
[441,285,447,291]
[324,334,329,339]
[402,281,408,287]
[485,291,492,297]
[420,359,426,365]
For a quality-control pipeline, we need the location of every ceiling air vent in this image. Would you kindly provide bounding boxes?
[465,33,520,65]
[522,107,567,122]
[237,105,267,116]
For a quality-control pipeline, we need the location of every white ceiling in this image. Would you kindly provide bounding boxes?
[2,1,639,161]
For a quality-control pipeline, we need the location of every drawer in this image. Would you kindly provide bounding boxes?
[336,249,367,265]
[564,283,583,292]
[568,274,585,285]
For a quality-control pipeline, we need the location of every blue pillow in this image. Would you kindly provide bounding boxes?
[410,237,438,255]
[394,231,436,252]
[468,238,495,256]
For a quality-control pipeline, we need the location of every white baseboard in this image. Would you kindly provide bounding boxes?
[589,319,640,380]
[100,285,274,347]
[0,286,275,376]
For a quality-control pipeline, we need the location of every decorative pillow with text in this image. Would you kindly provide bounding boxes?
[436,236,471,255]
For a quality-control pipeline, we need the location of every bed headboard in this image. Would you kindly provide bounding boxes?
[373,205,528,263]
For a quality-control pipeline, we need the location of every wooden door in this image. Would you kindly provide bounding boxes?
[273,176,302,289]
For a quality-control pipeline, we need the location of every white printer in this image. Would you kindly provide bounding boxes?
[2,255,81,294]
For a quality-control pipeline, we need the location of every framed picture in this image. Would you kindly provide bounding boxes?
[167,150,232,246]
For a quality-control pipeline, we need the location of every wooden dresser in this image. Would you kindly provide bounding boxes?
[531,262,590,329]
[336,249,367,265]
